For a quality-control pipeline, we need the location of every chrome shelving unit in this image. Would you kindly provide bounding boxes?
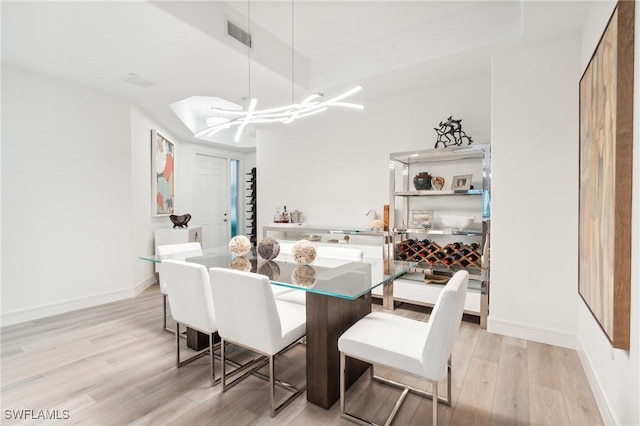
[388,144,491,328]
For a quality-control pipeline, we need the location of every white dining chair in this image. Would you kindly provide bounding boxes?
[316,246,364,261]
[156,242,203,333]
[208,267,307,417]
[162,259,219,386]
[338,270,469,426]
[274,241,294,258]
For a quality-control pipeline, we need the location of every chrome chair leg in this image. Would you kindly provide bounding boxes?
[210,333,216,386]
[163,294,175,334]
[340,352,346,416]
[340,352,451,426]
[432,380,438,426]
[219,338,305,417]
[270,355,276,418]
[176,322,209,367]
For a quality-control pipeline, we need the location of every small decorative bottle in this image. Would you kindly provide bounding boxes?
[281,206,290,223]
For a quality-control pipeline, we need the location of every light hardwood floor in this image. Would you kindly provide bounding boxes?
[1,285,602,425]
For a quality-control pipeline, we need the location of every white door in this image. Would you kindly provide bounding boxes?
[193,154,229,249]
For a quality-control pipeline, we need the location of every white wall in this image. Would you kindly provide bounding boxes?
[1,65,135,325]
[130,106,183,290]
[1,65,250,326]
[576,2,639,424]
[489,33,581,348]
[257,76,491,233]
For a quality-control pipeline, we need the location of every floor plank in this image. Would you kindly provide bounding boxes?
[0,285,603,425]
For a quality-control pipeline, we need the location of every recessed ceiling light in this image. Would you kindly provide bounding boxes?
[120,73,154,88]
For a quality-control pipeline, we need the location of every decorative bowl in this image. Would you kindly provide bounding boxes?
[169,213,191,228]
[440,215,475,229]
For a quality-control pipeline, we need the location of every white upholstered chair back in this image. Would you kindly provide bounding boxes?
[421,270,469,380]
[156,242,202,294]
[162,259,217,334]
[275,241,294,258]
[209,267,282,355]
[316,246,363,261]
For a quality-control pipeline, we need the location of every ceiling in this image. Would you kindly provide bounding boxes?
[1,1,590,150]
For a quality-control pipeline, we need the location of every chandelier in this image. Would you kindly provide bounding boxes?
[195,85,364,142]
[172,0,363,143]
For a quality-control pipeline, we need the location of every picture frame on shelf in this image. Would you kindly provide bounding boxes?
[451,174,472,190]
[578,1,633,350]
[151,129,175,217]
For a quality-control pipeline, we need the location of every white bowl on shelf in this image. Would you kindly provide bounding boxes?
[440,215,475,229]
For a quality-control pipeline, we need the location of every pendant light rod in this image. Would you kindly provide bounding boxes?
[291,0,295,104]
[182,0,365,143]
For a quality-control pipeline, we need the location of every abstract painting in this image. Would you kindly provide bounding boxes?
[152,130,175,216]
[578,1,634,350]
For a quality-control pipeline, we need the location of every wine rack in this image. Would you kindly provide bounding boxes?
[246,167,257,247]
[395,239,482,271]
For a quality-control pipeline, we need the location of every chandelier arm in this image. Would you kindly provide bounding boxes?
[283,106,328,123]
[327,102,365,110]
[312,85,362,109]
[195,121,237,137]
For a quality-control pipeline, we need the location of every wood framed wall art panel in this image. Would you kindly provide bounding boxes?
[578,1,634,350]
[151,129,175,217]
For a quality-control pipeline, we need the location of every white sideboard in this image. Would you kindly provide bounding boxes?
[154,226,202,271]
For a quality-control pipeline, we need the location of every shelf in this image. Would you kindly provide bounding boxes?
[390,145,486,165]
[394,189,484,196]
[398,273,484,291]
[407,264,486,281]
[394,227,484,236]
[263,225,386,237]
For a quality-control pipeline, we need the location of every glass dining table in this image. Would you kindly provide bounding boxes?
[139,247,415,409]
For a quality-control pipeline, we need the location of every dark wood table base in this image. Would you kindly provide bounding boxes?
[187,329,219,350]
[306,292,372,409]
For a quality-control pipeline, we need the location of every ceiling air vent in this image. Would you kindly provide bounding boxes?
[227,20,252,48]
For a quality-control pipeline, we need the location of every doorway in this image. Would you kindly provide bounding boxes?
[193,154,229,249]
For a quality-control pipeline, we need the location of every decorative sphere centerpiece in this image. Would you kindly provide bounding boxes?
[413,172,433,190]
[257,237,280,260]
[258,261,281,280]
[230,256,252,272]
[292,265,317,287]
[228,235,251,257]
[291,240,317,265]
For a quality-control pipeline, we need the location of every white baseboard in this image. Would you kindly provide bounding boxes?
[1,276,158,328]
[576,340,617,426]
[487,316,577,349]
[134,275,158,295]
